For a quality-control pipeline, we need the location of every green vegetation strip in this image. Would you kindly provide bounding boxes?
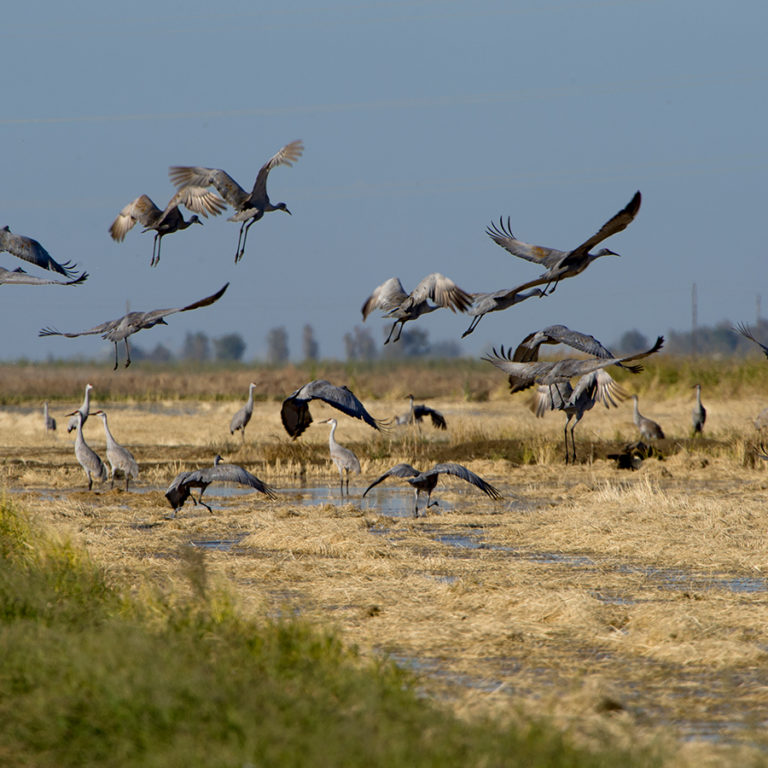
[0,500,662,767]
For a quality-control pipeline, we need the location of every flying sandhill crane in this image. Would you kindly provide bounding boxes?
[530,369,628,464]
[66,410,107,491]
[319,418,360,496]
[692,383,706,435]
[94,410,139,490]
[0,226,87,280]
[169,139,304,262]
[362,273,473,344]
[165,455,277,516]
[280,379,389,439]
[230,382,258,442]
[363,462,502,517]
[109,187,226,266]
[396,394,447,430]
[461,287,545,338]
[43,402,56,432]
[67,384,94,433]
[736,322,768,358]
[0,266,88,286]
[40,283,229,370]
[486,191,641,295]
[632,395,665,441]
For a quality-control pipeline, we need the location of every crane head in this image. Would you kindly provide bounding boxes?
[275,202,291,215]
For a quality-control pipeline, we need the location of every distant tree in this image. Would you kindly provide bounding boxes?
[181,332,210,362]
[147,343,174,363]
[302,324,319,361]
[266,326,289,364]
[214,333,246,362]
[382,328,430,359]
[344,326,377,361]
[428,339,463,359]
[616,329,650,355]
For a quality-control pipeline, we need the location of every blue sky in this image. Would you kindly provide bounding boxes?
[2,0,766,363]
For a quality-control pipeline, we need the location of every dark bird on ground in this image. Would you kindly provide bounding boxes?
[461,287,544,337]
[363,462,502,517]
[43,401,56,432]
[165,455,277,516]
[396,393,447,430]
[0,226,87,279]
[320,417,360,496]
[66,410,107,491]
[39,283,229,370]
[230,382,258,441]
[94,410,139,490]
[632,395,665,440]
[109,187,226,266]
[169,139,304,262]
[362,273,473,343]
[280,379,388,439]
[0,266,88,286]
[692,383,706,435]
[486,191,641,295]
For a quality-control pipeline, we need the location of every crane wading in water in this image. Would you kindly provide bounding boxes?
[319,418,360,496]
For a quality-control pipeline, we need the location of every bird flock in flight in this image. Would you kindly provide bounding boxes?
[10,139,768,514]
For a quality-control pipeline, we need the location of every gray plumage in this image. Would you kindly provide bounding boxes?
[39,283,229,370]
[165,455,277,516]
[95,410,139,490]
[0,226,87,280]
[280,379,388,439]
[169,139,304,262]
[632,395,665,440]
[530,369,628,463]
[461,287,545,337]
[362,273,473,344]
[320,418,360,496]
[109,187,226,266]
[230,382,257,441]
[67,410,107,491]
[0,265,88,286]
[363,462,502,517]
[43,401,56,432]
[396,394,447,430]
[67,383,94,433]
[486,191,641,295]
[691,383,706,435]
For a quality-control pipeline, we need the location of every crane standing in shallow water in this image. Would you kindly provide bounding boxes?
[94,411,139,490]
[319,418,360,497]
[66,410,107,491]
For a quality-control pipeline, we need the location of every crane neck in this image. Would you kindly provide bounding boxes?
[328,420,338,446]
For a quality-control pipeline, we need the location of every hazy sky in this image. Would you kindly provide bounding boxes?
[2,1,766,364]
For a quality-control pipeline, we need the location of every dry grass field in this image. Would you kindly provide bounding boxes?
[3,360,768,764]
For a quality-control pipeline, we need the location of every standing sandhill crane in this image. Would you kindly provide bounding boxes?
[632,395,665,441]
[109,187,226,266]
[319,418,360,496]
[486,191,641,295]
[0,226,87,280]
[0,266,88,286]
[363,462,502,517]
[40,283,229,370]
[396,394,447,430]
[230,382,258,442]
[362,273,473,344]
[94,410,139,490]
[66,410,107,491]
[169,139,304,262]
[530,369,628,464]
[43,402,56,432]
[692,384,706,435]
[461,287,545,338]
[280,379,389,439]
[165,455,277,516]
[67,383,94,433]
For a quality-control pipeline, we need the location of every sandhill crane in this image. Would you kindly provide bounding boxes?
[692,383,706,435]
[736,323,768,358]
[632,395,665,440]
[109,187,226,266]
[280,379,389,439]
[43,402,56,432]
[169,139,304,262]
[530,369,628,463]
[363,462,502,517]
[483,337,663,395]
[0,226,87,280]
[94,410,138,490]
[66,410,107,491]
[486,191,641,295]
[319,418,360,496]
[0,266,88,286]
[67,384,94,433]
[230,382,258,442]
[396,394,447,430]
[461,287,545,338]
[165,455,277,516]
[40,283,229,370]
[362,273,473,344]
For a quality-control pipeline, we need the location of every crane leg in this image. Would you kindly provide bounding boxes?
[87,472,93,491]
[384,322,398,344]
[197,490,213,513]
[150,233,161,267]
[461,314,482,338]
[234,222,246,262]
[413,489,420,517]
[124,338,132,368]
[563,416,571,464]
[570,415,582,464]
[112,342,120,371]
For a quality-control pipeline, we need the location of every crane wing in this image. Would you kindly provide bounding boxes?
[167,186,227,217]
[736,323,768,359]
[251,140,304,200]
[207,463,277,499]
[109,195,162,241]
[407,273,473,313]
[169,166,249,209]
[361,277,409,319]
[427,463,503,500]
[485,217,566,268]
[362,463,421,497]
[0,266,88,286]
[413,404,447,429]
[0,226,81,278]
[136,283,230,326]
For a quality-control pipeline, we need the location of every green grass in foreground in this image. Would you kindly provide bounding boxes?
[0,500,661,768]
